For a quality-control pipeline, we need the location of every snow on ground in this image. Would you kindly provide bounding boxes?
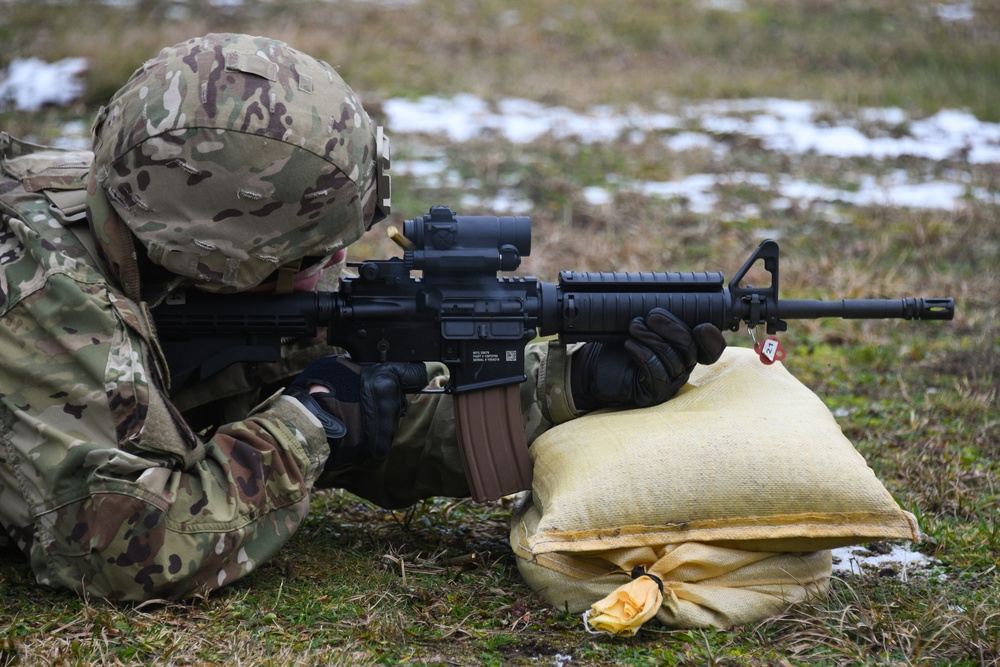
[386,94,1000,212]
[831,544,938,582]
[693,99,1000,164]
[0,58,89,112]
[935,2,976,22]
[384,94,682,144]
[3,58,999,213]
[384,95,1000,165]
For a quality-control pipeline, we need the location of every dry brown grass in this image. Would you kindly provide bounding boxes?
[4,0,1000,117]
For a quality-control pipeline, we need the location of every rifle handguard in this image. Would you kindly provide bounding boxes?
[454,385,533,502]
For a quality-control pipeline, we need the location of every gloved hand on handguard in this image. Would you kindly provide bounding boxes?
[284,356,428,470]
[570,308,727,412]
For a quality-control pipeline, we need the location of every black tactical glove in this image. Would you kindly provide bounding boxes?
[570,308,727,411]
[284,356,428,471]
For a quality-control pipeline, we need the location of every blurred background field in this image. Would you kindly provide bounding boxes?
[1,1,998,665]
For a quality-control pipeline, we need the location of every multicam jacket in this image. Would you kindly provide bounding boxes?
[0,134,577,601]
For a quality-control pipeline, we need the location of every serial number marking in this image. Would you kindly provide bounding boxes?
[471,350,518,363]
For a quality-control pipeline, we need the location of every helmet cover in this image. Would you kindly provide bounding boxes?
[87,33,386,293]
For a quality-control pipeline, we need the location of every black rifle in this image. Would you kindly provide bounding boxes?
[152,206,954,501]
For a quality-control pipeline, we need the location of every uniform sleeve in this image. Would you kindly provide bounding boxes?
[0,223,329,600]
[316,339,584,508]
[521,338,586,441]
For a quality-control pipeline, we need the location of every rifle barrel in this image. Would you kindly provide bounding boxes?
[778,297,955,321]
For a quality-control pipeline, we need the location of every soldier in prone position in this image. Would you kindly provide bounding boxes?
[0,33,724,601]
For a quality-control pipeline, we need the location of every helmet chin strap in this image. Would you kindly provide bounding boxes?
[274,257,303,294]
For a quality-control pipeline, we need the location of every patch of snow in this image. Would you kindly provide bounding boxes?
[831,544,937,582]
[383,94,1000,168]
[935,2,975,22]
[778,171,998,209]
[582,186,612,206]
[638,174,720,214]
[459,191,532,214]
[698,0,746,10]
[383,95,680,144]
[694,99,1000,163]
[608,169,994,213]
[0,57,89,111]
[664,131,728,156]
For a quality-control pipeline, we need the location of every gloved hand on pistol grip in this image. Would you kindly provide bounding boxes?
[570,308,727,411]
[283,356,428,471]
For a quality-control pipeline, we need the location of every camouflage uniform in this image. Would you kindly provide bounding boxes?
[0,34,577,601]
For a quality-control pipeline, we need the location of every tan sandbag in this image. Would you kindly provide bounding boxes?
[525,347,918,555]
[511,500,832,631]
[512,346,918,630]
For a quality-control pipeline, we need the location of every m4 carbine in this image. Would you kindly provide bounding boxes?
[152,206,954,501]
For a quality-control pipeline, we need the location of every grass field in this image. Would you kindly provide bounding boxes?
[1,1,998,665]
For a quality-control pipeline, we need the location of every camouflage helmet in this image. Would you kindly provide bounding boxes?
[87,33,391,296]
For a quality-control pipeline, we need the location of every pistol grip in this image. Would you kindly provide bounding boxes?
[454,385,533,502]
